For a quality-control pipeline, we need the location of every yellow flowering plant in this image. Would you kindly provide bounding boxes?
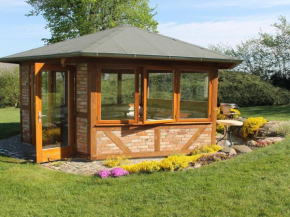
[190,144,222,155]
[119,145,222,174]
[42,127,61,144]
[242,117,267,139]
[103,155,131,168]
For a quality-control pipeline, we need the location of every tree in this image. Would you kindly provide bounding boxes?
[260,16,290,78]
[26,0,158,44]
[0,67,20,108]
[209,16,290,83]
[209,39,271,80]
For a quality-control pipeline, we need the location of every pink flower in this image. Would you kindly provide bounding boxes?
[110,168,129,177]
[98,170,111,178]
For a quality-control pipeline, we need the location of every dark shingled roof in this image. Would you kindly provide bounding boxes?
[0,25,242,68]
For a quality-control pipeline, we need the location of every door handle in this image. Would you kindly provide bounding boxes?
[38,111,46,123]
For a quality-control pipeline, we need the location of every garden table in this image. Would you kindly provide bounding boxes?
[216,120,243,147]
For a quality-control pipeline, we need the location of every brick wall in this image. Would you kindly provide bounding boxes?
[76,117,88,153]
[76,63,88,113]
[76,63,88,154]
[96,129,155,155]
[160,127,212,151]
[20,65,31,143]
[95,125,212,157]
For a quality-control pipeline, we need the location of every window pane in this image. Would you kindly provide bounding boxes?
[101,69,135,120]
[146,70,173,121]
[42,71,69,149]
[180,72,209,119]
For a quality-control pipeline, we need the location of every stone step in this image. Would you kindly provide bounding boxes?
[232,145,252,153]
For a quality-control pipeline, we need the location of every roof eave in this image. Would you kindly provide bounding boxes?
[0,52,243,69]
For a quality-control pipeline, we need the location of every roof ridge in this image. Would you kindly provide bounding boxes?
[81,26,126,52]
[127,25,237,60]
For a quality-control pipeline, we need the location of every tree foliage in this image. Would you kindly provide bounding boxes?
[26,0,158,44]
[209,16,290,89]
[0,67,20,108]
[218,70,290,107]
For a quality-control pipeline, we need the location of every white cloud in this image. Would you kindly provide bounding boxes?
[157,15,288,47]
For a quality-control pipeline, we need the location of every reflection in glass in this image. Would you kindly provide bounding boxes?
[146,70,173,121]
[101,69,135,120]
[180,72,209,119]
[42,71,69,149]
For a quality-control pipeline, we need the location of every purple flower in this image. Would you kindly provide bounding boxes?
[110,168,130,177]
[98,169,111,178]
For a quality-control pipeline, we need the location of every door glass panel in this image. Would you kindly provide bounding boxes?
[146,70,174,121]
[42,71,69,149]
[179,72,209,119]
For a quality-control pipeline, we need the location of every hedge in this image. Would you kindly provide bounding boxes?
[218,70,290,107]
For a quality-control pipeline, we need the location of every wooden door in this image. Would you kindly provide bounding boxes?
[35,63,75,163]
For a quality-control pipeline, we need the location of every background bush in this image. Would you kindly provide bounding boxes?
[0,67,20,108]
[218,70,290,107]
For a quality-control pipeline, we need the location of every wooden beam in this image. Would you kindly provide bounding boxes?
[154,129,160,151]
[91,149,194,160]
[211,68,219,144]
[181,127,206,150]
[35,63,45,163]
[142,67,147,124]
[69,67,76,157]
[103,131,132,154]
[61,58,67,67]
[95,123,211,131]
[89,62,97,159]
[117,71,122,104]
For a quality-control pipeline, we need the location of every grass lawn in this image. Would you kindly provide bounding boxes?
[239,105,290,121]
[0,107,20,139]
[1,137,290,216]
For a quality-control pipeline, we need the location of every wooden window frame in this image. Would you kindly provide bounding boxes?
[95,64,213,126]
[176,68,212,123]
[143,66,177,124]
[96,66,140,124]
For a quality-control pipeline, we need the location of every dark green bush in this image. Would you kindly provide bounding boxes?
[218,70,290,107]
[0,67,20,108]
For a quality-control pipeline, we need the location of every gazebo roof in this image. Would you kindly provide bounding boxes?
[0,25,242,68]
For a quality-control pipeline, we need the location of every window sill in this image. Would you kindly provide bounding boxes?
[94,121,213,127]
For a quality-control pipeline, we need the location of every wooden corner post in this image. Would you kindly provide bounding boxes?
[211,68,219,144]
[35,63,45,163]
[89,62,97,160]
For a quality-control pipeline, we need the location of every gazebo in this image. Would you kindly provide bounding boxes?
[0,25,242,163]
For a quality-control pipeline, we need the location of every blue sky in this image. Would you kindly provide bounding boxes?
[0,0,290,57]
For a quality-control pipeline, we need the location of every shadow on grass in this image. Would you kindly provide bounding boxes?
[0,122,20,139]
[0,154,28,164]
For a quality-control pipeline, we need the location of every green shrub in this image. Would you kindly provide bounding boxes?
[218,70,290,107]
[0,67,20,108]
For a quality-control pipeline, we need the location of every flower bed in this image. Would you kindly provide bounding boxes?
[98,145,222,178]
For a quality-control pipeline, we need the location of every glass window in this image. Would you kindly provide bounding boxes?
[101,68,136,121]
[146,70,174,121]
[179,72,209,119]
[41,71,69,149]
